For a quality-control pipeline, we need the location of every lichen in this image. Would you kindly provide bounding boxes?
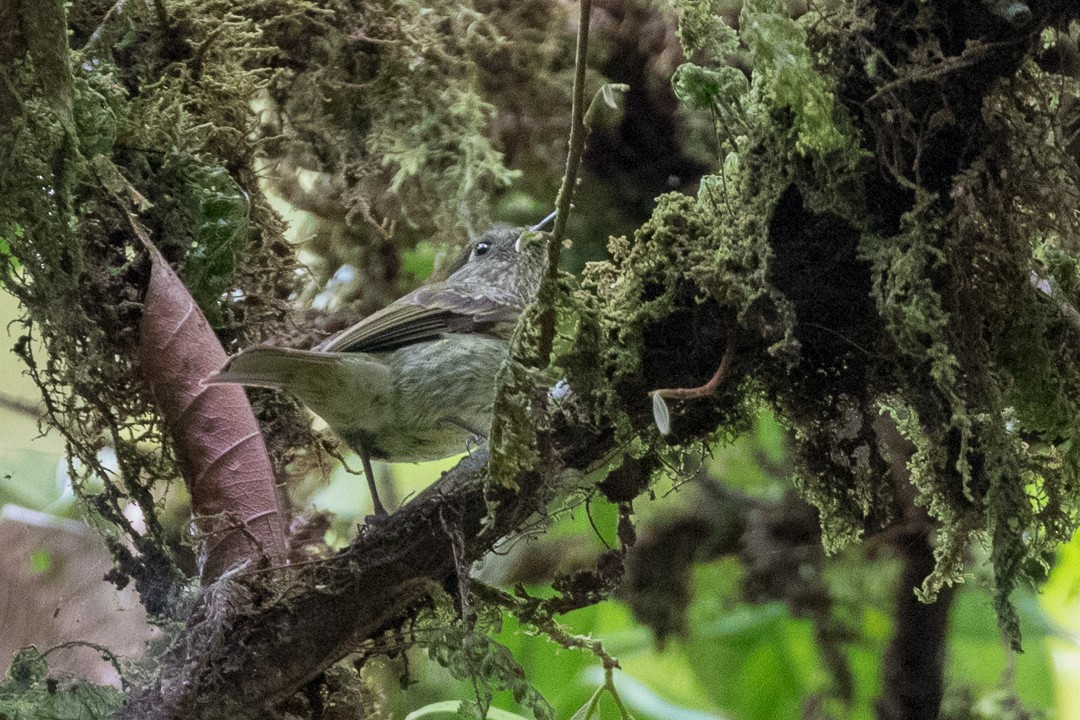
[0,647,125,719]
[578,0,1080,649]
[2,0,540,615]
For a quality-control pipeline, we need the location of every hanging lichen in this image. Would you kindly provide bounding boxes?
[0,0,547,615]
[565,0,1080,649]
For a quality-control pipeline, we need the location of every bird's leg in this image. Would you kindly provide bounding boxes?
[448,416,487,439]
[449,417,487,455]
[359,445,388,517]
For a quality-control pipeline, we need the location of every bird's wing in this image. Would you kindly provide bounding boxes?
[314,284,521,353]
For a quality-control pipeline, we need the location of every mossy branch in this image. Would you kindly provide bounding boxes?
[120,408,620,718]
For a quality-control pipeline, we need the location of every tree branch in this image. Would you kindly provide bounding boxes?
[873,415,954,720]
[121,403,616,718]
[539,0,592,363]
[876,528,955,720]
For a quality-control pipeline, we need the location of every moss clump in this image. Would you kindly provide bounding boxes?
[2,0,540,615]
[418,592,554,720]
[568,0,1080,649]
[0,647,125,720]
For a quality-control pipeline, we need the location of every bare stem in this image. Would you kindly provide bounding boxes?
[0,391,43,419]
[538,0,592,363]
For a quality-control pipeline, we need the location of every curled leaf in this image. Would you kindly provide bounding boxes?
[138,232,285,582]
[601,83,618,109]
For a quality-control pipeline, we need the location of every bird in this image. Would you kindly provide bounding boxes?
[204,225,550,515]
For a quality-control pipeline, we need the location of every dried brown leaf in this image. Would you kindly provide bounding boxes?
[138,238,286,582]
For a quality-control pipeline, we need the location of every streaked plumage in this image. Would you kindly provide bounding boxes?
[204,226,549,513]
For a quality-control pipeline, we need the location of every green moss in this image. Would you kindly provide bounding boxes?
[0,647,124,720]
[642,0,1080,650]
[488,303,546,490]
[740,0,848,155]
[251,0,520,237]
[675,0,739,64]
[3,0,541,617]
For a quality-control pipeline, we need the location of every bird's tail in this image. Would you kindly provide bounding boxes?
[203,346,343,394]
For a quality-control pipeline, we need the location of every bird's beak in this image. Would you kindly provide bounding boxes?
[529,209,558,232]
[515,230,547,253]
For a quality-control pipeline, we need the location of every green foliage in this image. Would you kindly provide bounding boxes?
[2,3,183,614]
[672,64,749,113]
[566,186,775,439]
[6,0,1080,715]
[261,0,520,237]
[447,409,1069,720]
[0,648,124,720]
[2,0,530,614]
[488,298,548,490]
[675,0,739,64]
[461,438,1065,719]
[419,594,554,720]
[673,0,850,159]
[184,166,249,312]
[373,84,518,233]
[854,63,1080,641]
[739,0,847,154]
[149,159,251,326]
[71,74,118,158]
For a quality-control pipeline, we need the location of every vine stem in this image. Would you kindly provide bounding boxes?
[538,0,592,364]
[605,666,635,720]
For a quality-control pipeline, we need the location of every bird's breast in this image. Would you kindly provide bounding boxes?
[354,334,509,462]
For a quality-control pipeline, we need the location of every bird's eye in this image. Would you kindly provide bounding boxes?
[474,241,491,257]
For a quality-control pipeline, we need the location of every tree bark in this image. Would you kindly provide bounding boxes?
[120,398,616,718]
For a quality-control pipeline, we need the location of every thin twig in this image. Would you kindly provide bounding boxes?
[650,326,736,400]
[0,391,43,419]
[538,0,593,363]
[551,0,592,247]
[474,582,621,671]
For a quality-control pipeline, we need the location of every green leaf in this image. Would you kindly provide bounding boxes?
[181,164,250,324]
[0,448,66,510]
[672,64,748,112]
[685,594,822,719]
[581,668,729,720]
[695,602,789,638]
[567,686,606,720]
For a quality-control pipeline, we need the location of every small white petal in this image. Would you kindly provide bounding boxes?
[652,393,671,435]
